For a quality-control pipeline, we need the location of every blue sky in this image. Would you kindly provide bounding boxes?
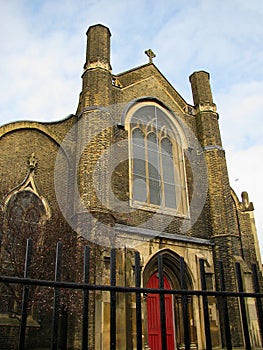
[1,0,263,255]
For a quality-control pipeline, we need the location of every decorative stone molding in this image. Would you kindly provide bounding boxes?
[3,153,51,221]
[84,59,111,72]
[196,102,217,113]
[240,191,254,212]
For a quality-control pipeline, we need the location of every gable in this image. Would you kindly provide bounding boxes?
[116,64,190,116]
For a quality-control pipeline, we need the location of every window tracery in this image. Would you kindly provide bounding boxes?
[127,102,188,215]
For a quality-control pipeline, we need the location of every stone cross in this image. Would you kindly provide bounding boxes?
[145,49,156,63]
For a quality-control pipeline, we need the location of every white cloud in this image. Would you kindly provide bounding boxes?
[0,1,85,124]
[217,81,263,150]
[151,0,263,99]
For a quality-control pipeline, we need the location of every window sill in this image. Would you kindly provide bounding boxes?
[130,200,190,219]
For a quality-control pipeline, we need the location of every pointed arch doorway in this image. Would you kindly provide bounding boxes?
[144,251,198,350]
[146,272,175,350]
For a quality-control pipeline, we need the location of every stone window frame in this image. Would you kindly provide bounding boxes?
[125,101,189,217]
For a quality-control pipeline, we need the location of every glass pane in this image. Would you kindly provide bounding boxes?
[161,138,175,186]
[134,158,146,177]
[132,128,146,178]
[149,178,160,205]
[147,133,160,180]
[132,128,144,147]
[148,153,160,180]
[132,106,156,125]
[156,107,168,126]
[147,133,160,205]
[133,175,147,202]
[133,143,145,158]
[161,138,173,155]
[164,183,177,209]
[148,166,160,191]
[162,154,175,183]
[147,133,158,150]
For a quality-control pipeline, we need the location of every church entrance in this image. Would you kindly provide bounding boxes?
[146,272,175,350]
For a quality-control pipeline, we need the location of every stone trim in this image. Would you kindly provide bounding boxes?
[115,223,213,246]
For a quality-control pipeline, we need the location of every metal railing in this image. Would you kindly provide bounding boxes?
[0,238,263,350]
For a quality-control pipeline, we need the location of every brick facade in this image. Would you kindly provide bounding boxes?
[0,24,262,349]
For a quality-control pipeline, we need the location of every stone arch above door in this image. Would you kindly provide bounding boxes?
[143,249,194,290]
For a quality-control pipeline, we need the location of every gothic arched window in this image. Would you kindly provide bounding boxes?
[5,190,47,239]
[127,102,188,215]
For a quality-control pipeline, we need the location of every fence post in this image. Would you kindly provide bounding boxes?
[235,262,251,350]
[82,246,90,350]
[199,258,212,350]
[135,251,142,350]
[180,257,190,350]
[18,238,33,350]
[51,241,62,350]
[158,254,167,350]
[110,248,116,350]
[218,261,232,350]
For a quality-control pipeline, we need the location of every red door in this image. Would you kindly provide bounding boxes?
[146,273,175,350]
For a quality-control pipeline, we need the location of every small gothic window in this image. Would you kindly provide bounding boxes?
[5,190,47,237]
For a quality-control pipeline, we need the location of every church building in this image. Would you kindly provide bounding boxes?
[0,24,262,350]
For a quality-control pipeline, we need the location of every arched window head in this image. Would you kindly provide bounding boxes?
[126,102,188,216]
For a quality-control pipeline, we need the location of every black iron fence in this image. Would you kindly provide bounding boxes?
[0,238,263,350]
